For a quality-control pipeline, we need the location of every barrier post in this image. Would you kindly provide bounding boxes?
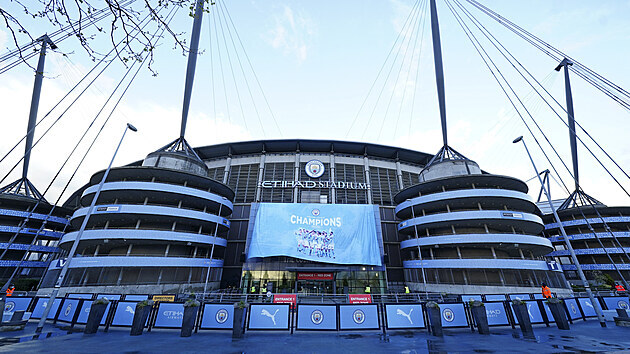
[67,299,84,334]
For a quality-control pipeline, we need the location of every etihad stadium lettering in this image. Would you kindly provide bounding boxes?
[261,180,370,190]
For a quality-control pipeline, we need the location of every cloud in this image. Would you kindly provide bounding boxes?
[265,5,314,63]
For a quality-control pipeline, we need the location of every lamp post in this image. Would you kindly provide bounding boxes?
[513,136,606,327]
[35,123,137,334]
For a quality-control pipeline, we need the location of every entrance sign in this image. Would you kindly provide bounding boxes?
[437,303,468,327]
[385,304,425,329]
[564,298,582,320]
[248,203,381,266]
[483,302,509,326]
[248,304,290,330]
[273,294,297,309]
[348,294,372,304]
[339,304,379,330]
[200,304,234,329]
[577,297,597,317]
[297,272,333,281]
[112,301,145,326]
[603,296,630,311]
[296,304,337,330]
[154,303,184,328]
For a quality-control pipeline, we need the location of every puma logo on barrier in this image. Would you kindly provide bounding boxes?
[396,308,414,324]
[261,308,280,325]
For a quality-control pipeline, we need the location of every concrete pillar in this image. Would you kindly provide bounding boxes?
[293,151,300,202]
[223,155,232,184]
[395,159,404,190]
[255,152,266,202]
[364,155,372,204]
[330,152,336,204]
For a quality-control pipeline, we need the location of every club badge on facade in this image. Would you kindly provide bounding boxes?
[352,309,365,324]
[442,308,455,322]
[311,310,324,325]
[305,160,325,178]
[216,309,229,324]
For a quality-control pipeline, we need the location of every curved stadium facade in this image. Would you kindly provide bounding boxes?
[40,139,569,295]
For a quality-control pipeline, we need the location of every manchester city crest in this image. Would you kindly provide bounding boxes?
[442,308,455,322]
[4,302,15,312]
[311,209,320,216]
[570,303,578,314]
[618,301,629,310]
[64,304,73,316]
[305,160,325,178]
[311,310,324,325]
[216,309,229,324]
[352,309,365,324]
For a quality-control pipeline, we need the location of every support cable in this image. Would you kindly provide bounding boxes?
[211,6,232,125]
[406,0,429,142]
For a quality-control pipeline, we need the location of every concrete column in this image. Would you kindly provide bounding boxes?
[330,152,336,204]
[293,152,300,202]
[395,159,404,190]
[255,152,266,202]
[223,155,232,184]
[364,155,372,204]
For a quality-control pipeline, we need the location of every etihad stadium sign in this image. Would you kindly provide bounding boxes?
[260,180,370,190]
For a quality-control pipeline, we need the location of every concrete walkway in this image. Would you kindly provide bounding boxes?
[0,320,629,353]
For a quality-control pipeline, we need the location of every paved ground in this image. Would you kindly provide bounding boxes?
[0,320,629,353]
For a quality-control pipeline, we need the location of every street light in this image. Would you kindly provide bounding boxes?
[513,135,606,327]
[35,123,138,333]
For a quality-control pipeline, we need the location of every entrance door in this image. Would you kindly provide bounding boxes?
[298,280,334,295]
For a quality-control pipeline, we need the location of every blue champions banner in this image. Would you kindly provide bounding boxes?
[248,304,290,330]
[201,304,234,329]
[483,302,509,326]
[154,303,184,328]
[437,304,468,327]
[248,203,382,266]
[31,298,62,319]
[385,304,425,329]
[577,297,597,317]
[512,301,544,324]
[4,297,32,315]
[112,301,143,326]
[57,299,80,322]
[564,298,582,320]
[603,296,630,311]
[297,305,337,330]
[339,304,379,330]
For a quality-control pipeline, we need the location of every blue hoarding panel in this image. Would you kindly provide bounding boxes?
[603,297,630,310]
[97,294,121,301]
[385,304,425,329]
[112,301,144,326]
[485,294,506,301]
[564,299,582,320]
[201,304,234,329]
[67,293,92,299]
[124,294,149,301]
[339,304,379,330]
[75,301,111,325]
[508,294,531,301]
[248,203,381,266]
[461,295,482,302]
[578,298,597,317]
[533,293,545,300]
[437,304,468,327]
[248,304,290,330]
[542,303,555,323]
[154,303,184,328]
[297,305,337,330]
[31,298,61,319]
[483,302,509,326]
[57,299,80,322]
[512,301,544,324]
[4,297,32,314]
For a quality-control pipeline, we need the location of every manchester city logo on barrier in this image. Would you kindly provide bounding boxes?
[570,303,578,314]
[352,309,365,324]
[5,302,15,312]
[64,304,73,316]
[305,160,325,178]
[216,309,229,324]
[311,310,324,325]
[442,308,455,322]
[618,301,629,310]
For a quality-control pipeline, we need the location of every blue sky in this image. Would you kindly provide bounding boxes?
[0,0,629,205]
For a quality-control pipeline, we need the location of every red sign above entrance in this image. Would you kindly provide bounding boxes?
[348,294,372,304]
[273,294,297,308]
[297,272,334,281]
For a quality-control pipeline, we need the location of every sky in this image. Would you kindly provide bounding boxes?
[0,0,629,206]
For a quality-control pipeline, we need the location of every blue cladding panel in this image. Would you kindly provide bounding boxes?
[385,304,425,329]
[248,304,290,330]
[603,297,630,310]
[248,203,381,266]
[578,298,597,317]
[201,304,234,329]
[483,302,509,326]
[154,303,184,328]
[297,305,337,330]
[437,304,468,327]
[339,304,379,330]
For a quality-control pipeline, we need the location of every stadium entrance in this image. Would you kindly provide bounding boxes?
[294,272,336,295]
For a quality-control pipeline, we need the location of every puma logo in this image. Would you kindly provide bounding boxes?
[396,308,413,324]
[126,306,135,315]
[261,308,279,325]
